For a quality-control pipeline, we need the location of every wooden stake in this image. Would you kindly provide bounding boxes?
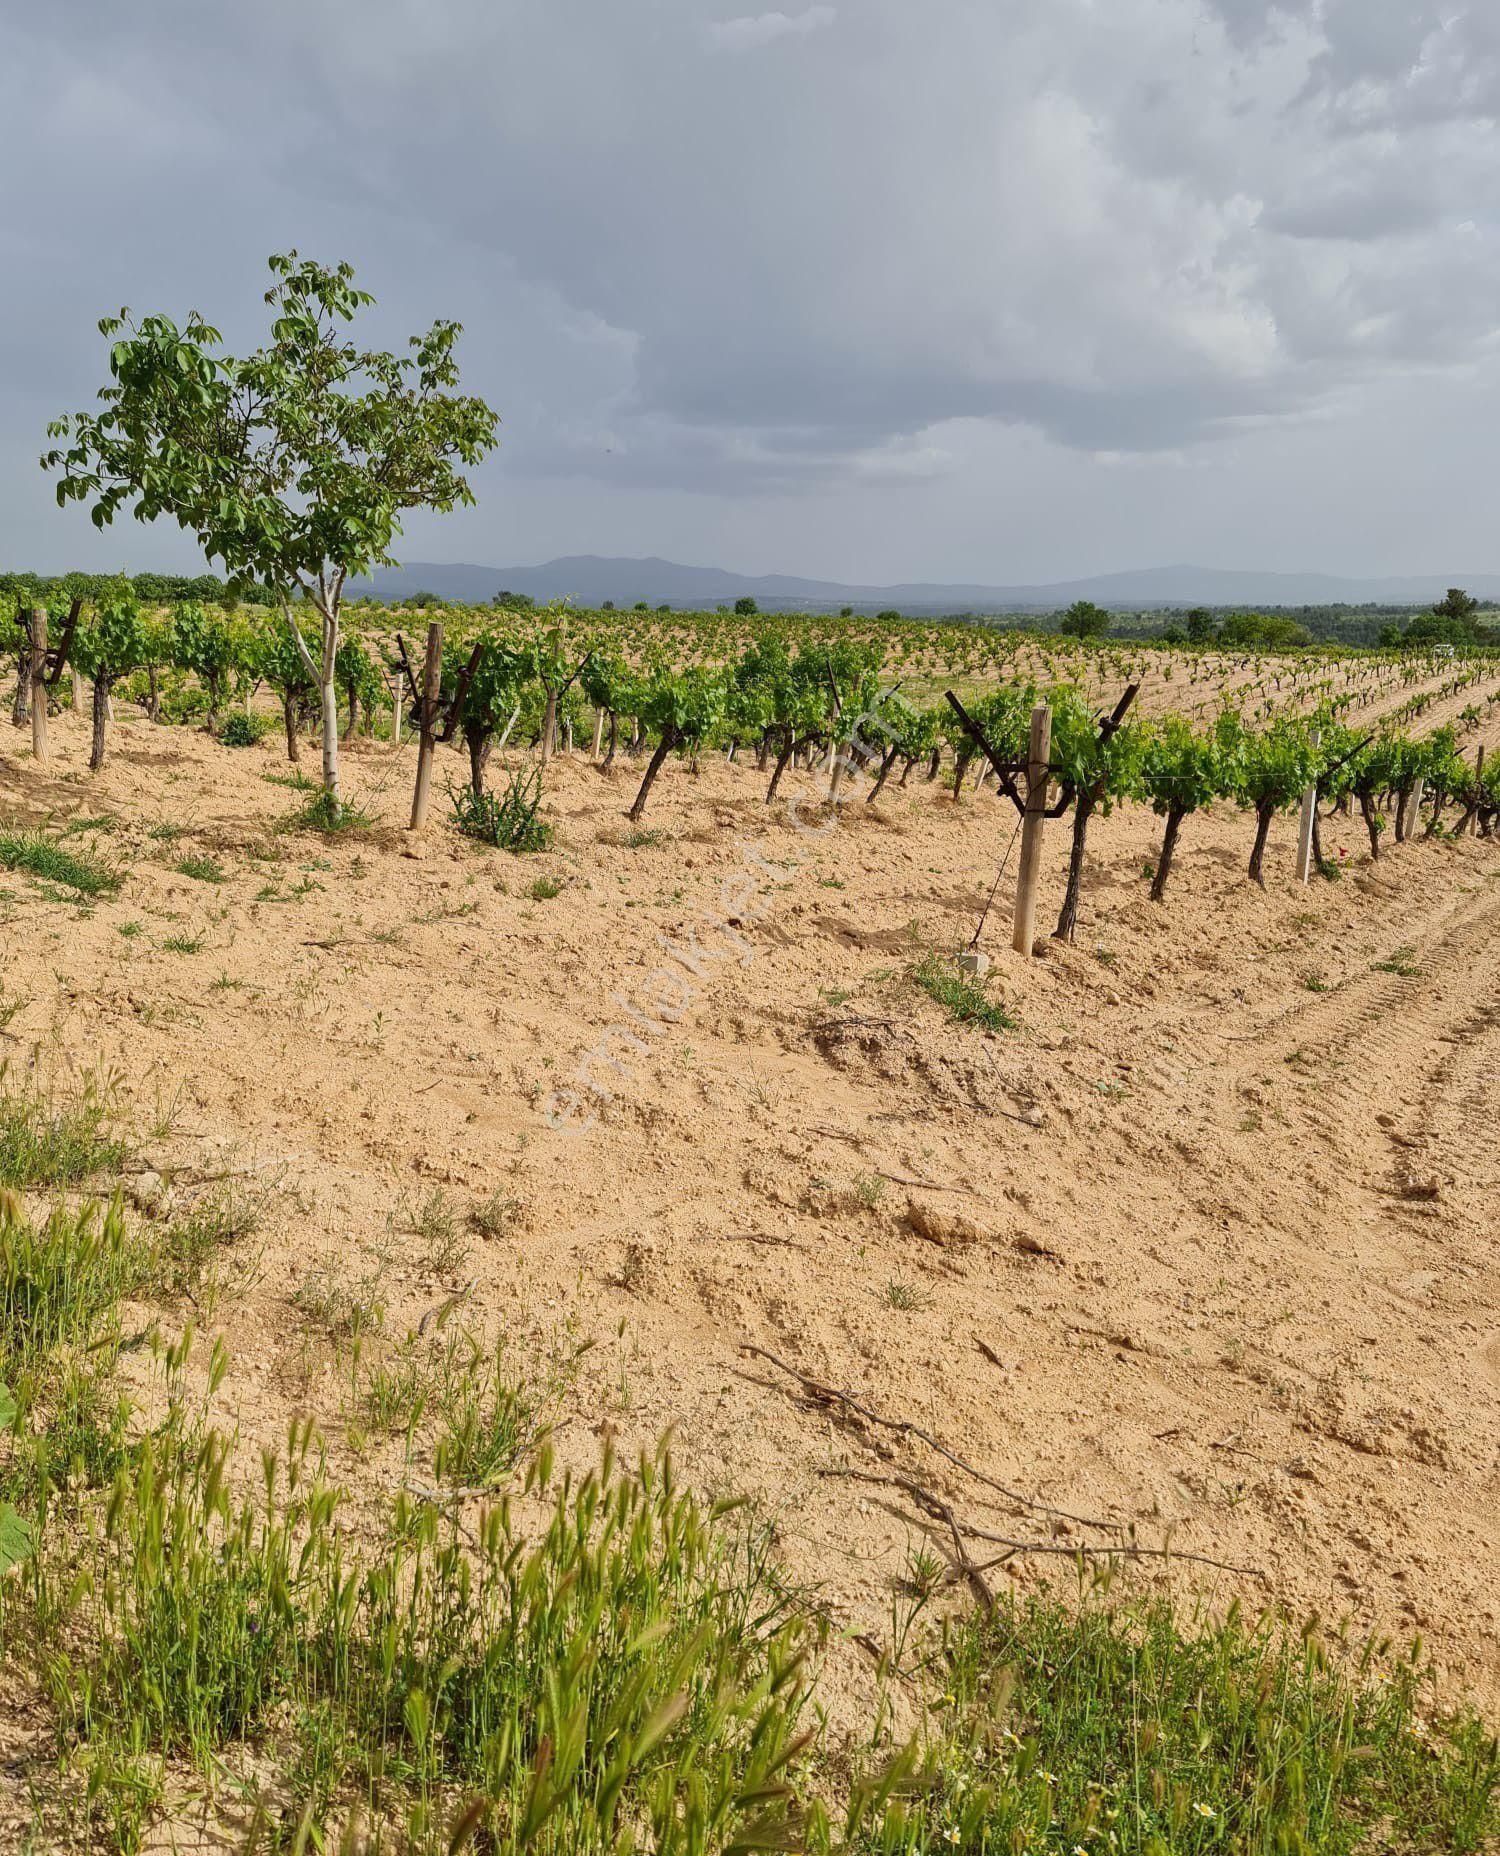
[28,608,47,767]
[591,707,604,760]
[1012,702,1051,957]
[1406,775,1425,840]
[408,620,443,830]
[1295,729,1320,883]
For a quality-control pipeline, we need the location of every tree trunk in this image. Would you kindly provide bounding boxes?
[1393,786,1410,843]
[148,665,161,723]
[90,673,110,773]
[1248,798,1275,885]
[756,732,771,773]
[541,688,558,764]
[468,726,492,799]
[206,673,221,737]
[866,743,900,804]
[1311,806,1324,869]
[1149,803,1185,902]
[1053,793,1096,940]
[343,679,358,742]
[321,671,340,803]
[952,750,973,801]
[604,712,619,768]
[925,745,942,781]
[766,731,797,805]
[899,756,916,787]
[629,727,677,822]
[11,654,29,727]
[282,690,301,764]
[1358,791,1380,858]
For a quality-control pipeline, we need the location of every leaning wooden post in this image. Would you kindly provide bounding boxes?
[1406,775,1425,841]
[1296,730,1320,883]
[28,608,47,767]
[1012,701,1051,957]
[408,621,443,830]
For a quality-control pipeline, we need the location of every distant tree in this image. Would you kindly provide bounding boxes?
[875,608,901,624]
[494,590,535,612]
[839,606,853,618]
[633,602,649,612]
[734,596,758,616]
[1059,600,1110,639]
[1184,607,1215,645]
[45,251,499,814]
[1433,586,1479,628]
[656,603,671,613]
[601,600,616,612]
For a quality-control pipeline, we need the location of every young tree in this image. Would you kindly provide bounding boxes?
[73,587,148,771]
[43,252,499,814]
[1059,600,1111,640]
[454,634,529,796]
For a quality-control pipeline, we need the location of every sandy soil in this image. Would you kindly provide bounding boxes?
[3,695,1499,1735]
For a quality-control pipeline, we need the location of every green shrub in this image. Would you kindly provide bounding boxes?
[217,710,271,747]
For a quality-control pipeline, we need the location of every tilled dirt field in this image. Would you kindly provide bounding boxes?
[5,703,1499,1730]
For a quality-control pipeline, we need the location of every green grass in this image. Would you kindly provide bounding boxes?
[1373,945,1420,977]
[160,932,206,955]
[911,948,1016,1032]
[450,765,554,852]
[890,1591,1499,1856]
[0,829,121,897]
[291,788,374,834]
[0,1077,127,1191]
[173,854,225,883]
[529,873,563,901]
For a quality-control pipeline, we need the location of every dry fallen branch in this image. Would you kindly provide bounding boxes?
[825,1468,1264,1582]
[743,1342,1117,1532]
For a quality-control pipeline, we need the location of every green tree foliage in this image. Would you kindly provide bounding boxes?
[1058,599,1111,640]
[628,664,727,821]
[1048,687,1146,939]
[43,251,499,811]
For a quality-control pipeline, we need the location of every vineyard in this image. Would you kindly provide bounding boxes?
[3,254,1498,1851]
[1,583,1499,1846]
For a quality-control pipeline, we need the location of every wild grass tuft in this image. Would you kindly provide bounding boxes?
[0,829,121,897]
[0,1074,127,1191]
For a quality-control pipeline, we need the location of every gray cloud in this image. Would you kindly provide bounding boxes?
[2,0,1497,579]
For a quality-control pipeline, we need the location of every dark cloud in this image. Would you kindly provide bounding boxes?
[2,0,1497,578]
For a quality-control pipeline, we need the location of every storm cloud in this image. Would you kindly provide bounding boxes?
[2,1,1496,581]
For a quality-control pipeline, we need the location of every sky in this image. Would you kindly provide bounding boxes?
[3,0,1498,585]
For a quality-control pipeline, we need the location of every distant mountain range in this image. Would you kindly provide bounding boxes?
[350,555,1500,613]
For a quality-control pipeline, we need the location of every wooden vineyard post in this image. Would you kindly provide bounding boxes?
[1406,776,1425,840]
[391,671,403,746]
[1473,746,1486,835]
[408,620,443,831]
[1296,730,1320,883]
[1012,701,1052,956]
[27,608,47,767]
[592,707,604,760]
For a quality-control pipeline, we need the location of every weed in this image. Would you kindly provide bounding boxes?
[0,829,120,897]
[403,1186,469,1277]
[450,765,554,852]
[852,1172,886,1209]
[469,1191,521,1240]
[910,948,1015,1032]
[174,854,225,883]
[0,1074,126,1190]
[621,827,665,849]
[431,1330,545,1489]
[291,789,374,834]
[529,874,563,901]
[161,932,206,955]
[292,1259,386,1341]
[116,921,143,939]
[1374,945,1420,977]
[218,710,271,747]
[883,1276,926,1311]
